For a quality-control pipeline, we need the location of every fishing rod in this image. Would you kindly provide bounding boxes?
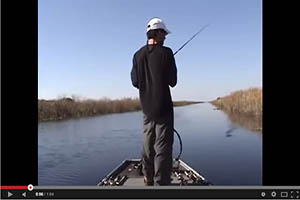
[172,24,209,162]
[173,24,210,56]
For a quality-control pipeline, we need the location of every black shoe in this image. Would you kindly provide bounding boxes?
[144,176,154,186]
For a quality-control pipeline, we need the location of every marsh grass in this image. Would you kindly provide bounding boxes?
[211,87,262,132]
[38,98,201,122]
[211,87,262,117]
[173,101,204,106]
[38,98,141,122]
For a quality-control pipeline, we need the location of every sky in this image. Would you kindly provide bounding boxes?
[38,0,262,101]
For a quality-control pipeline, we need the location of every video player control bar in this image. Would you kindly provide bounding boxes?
[1,186,299,199]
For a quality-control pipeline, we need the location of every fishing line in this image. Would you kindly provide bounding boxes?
[174,128,183,161]
[172,24,210,161]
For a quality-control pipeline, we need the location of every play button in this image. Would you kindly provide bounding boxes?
[8,191,13,197]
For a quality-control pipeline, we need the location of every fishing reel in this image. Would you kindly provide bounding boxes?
[173,169,210,186]
[102,175,128,186]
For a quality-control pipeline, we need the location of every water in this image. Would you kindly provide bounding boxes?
[38,103,262,185]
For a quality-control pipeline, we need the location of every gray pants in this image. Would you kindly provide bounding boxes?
[141,112,174,185]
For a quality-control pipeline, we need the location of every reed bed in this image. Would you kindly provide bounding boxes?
[38,97,200,122]
[38,98,141,122]
[211,87,262,117]
[173,101,204,107]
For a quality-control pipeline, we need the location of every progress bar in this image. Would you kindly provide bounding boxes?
[1,186,299,199]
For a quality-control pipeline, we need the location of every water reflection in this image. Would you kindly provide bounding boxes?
[225,124,237,137]
[212,104,262,134]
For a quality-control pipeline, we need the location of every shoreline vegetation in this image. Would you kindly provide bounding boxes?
[210,87,262,132]
[38,98,203,122]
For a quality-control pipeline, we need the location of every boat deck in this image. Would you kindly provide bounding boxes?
[98,159,211,186]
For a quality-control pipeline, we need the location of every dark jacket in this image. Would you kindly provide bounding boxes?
[131,44,177,121]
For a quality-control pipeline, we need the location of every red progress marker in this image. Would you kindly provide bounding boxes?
[0,186,28,189]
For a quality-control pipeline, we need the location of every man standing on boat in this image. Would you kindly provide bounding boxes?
[131,17,177,186]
